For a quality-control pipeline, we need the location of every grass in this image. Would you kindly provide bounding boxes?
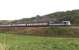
[0,33,79,50]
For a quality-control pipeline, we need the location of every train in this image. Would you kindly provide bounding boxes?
[0,21,71,27]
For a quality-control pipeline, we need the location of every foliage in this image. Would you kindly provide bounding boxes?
[0,27,78,37]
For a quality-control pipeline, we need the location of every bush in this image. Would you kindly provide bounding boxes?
[1,27,79,37]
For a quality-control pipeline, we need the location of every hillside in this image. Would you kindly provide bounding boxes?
[9,9,79,25]
[0,9,79,25]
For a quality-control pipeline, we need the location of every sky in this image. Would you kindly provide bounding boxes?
[0,0,79,20]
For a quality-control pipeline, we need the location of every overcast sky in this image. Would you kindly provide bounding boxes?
[0,0,79,20]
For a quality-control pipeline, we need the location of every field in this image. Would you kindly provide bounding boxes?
[0,33,79,50]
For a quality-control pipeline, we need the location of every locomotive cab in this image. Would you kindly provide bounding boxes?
[62,21,71,25]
